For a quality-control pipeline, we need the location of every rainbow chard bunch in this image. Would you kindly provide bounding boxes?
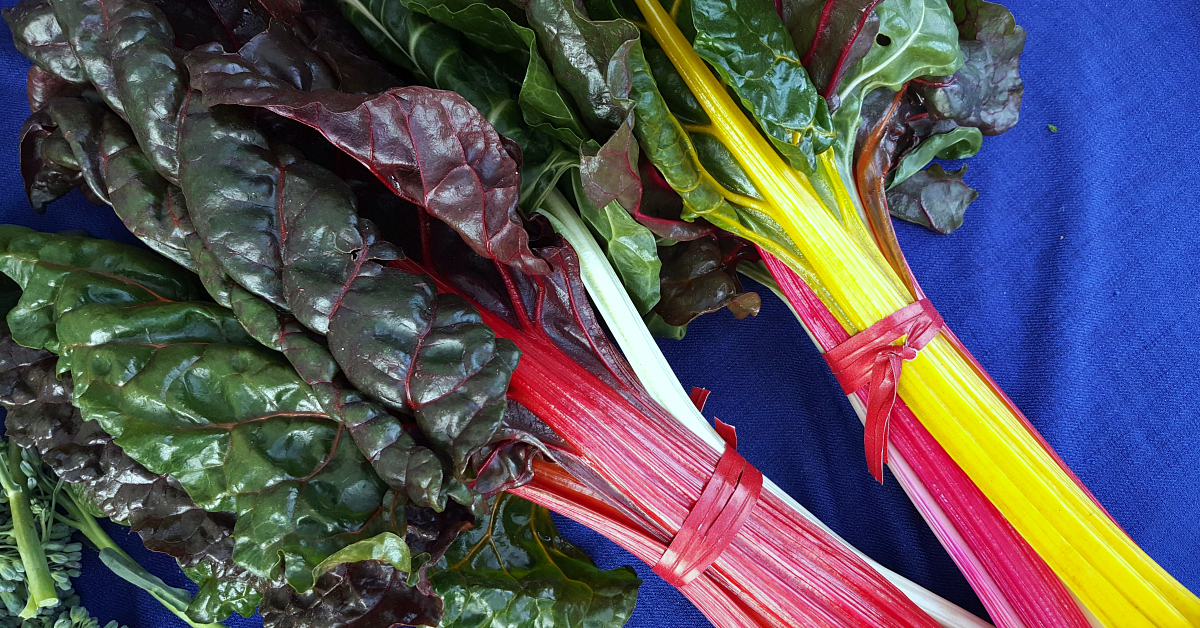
[3,0,1019,627]
[337,0,1198,627]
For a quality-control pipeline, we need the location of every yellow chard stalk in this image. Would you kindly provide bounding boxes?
[629,0,1200,625]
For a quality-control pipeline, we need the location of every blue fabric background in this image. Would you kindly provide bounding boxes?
[1,0,1198,626]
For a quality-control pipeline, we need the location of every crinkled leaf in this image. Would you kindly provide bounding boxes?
[786,0,883,109]
[26,64,83,111]
[888,124,981,187]
[691,0,835,171]
[430,493,640,628]
[262,561,442,628]
[3,0,86,84]
[186,49,549,277]
[653,236,760,326]
[152,0,270,50]
[395,0,590,148]
[177,50,523,488]
[0,226,205,353]
[24,95,111,205]
[48,0,188,184]
[913,0,1025,135]
[572,172,661,315]
[0,318,268,622]
[57,301,397,593]
[337,0,559,171]
[299,9,405,95]
[886,163,976,233]
[522,0,640,136]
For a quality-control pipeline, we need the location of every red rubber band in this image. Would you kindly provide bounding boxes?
[653,419,763,588]
[823,299,944,483]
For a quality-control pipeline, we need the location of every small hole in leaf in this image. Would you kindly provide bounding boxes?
[876,34,892,46]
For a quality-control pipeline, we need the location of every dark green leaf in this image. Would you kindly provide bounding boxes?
[3,0,86,84]
[49,0,188,184]
[691,0,835,171]
[653,236,760,326]
[337,0,559,168]
[913,0,1025,135]
[522,0,640,136]
[393,0,591,148]
[886,163,976,233]
[430,494,640,628]
[0,226,206,353]
[57,301,395,592]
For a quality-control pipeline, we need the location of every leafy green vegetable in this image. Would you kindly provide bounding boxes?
[387,0,591,148]
[913,0,1026,135]
[691,0,835,171]
[48,0,187,184]
[572,173,661,314]
[830,0,963,179]
[431,494,640,628]
[785,0,883,108]
[2,0,86,85]
[888,125,982,187]
[886,164,977,233]
[653,236,761,326]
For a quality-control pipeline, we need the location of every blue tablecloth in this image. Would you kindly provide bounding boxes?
[1,0,1197,625]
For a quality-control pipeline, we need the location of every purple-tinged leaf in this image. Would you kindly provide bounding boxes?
[913,0,1025,135]
[185,46,550,276]
[886,164,977,234]
[579,113,641,215]
[790,0,883,109]
[152,0,270,50]
[26,64,82,111]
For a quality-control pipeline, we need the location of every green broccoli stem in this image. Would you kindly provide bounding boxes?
[0,441,59,618]
[53,488,224,628]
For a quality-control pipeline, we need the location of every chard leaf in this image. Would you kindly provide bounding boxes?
[396,0,591,148]
[0,226,205,353]
[887,124,981,187]
[57,300,397,593]
[26,64,84,111]
[653,237,760,326]
[522,0,640,136]
[261,561,443,628]
[185,49,549,277]
[48,0,188,184]
[785,0,883,109]
[2,0,86,84]
[18,110,86,213]
[314,533,412,578]
[830,0,962,179]
[430,493,640,628]
[886,163,976,233]
[572,172,661,315]
[691,0,835,171]
[337,0,559,171]
[151,0,270,51]
[913,0,1025,135]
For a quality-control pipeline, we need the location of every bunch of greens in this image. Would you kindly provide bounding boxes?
[0,0,1003,627]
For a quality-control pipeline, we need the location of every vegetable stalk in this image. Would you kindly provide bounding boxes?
[631,0,1200,625]
[0,441,58,618]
